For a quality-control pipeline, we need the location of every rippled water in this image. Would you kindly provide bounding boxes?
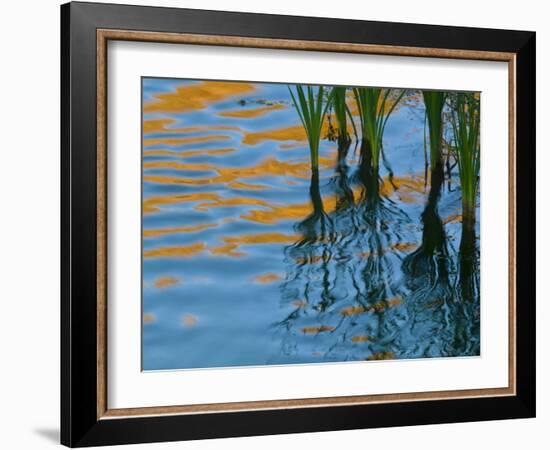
[141,78,480,370]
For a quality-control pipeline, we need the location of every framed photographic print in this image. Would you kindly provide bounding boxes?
[60,1,536,447]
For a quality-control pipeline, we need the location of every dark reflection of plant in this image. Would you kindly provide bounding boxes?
[403,91,449,285]
[277,85,411,361]
[274,85,480,363]
[276,154,412,361]
[446,92,481,353]
[398,156,455,357]
[397,90,480,358]
[277,87,409,362]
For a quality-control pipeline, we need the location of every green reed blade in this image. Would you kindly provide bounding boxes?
[422,90,447,170]
[352,87,404,171]
[331,87,354,147]
[450,92,480,218]
[288,84,332,171]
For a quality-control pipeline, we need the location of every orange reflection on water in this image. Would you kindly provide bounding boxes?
[300,325,335,334]
[143,192,222,214]
[143,135,230,148]
[209,243,246,257]
[143,242,207,259]
[143,148,236,158]
[240,187,343,225]
[209,232,298,258]
[228,181,266,190]
[154,276,180,288]
[143,313,156,324]
[143,118,177,134]
[143,117,242,134]
[254,273,282,284]
[340,296,403,317]
[142,157,336,190]
[223,232,299,245]
[218,103,286,118]
[194,196,272,212]
[351,335,371,343]
[443,212,462,224]
[379,175,426,198]
[242,125,306,145]
[144,81,256,113]
[144,223,218,238]
[143,242,206,258]
[367,352,396,361]
[144,231,300,260]
[182,314,198,327]
[143,160,216,171]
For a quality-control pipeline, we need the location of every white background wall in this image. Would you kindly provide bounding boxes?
[0,0,545,448]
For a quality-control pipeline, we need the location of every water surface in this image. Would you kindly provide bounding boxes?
[142,78,480,370]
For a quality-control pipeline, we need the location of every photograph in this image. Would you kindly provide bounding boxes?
[141,79,481,370]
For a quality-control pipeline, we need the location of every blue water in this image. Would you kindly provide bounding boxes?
[142,78,480,370]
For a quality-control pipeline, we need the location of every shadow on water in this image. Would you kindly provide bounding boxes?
[275,135,479,362]
[400,154,480,358]
[140,80,481,369]
[276,138,416,362]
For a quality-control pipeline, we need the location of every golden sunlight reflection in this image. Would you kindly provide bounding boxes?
[154,276,180,288]
[253,273,282,284]
[218,103,286,118]
[144,81,256,113]
[142,78,481,371]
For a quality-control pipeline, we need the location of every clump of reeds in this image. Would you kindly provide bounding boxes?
[288,85,332,171]
[352,87,404,171]
[422,91,446,171]
[330,86,356,150]
[450,92,480,221]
